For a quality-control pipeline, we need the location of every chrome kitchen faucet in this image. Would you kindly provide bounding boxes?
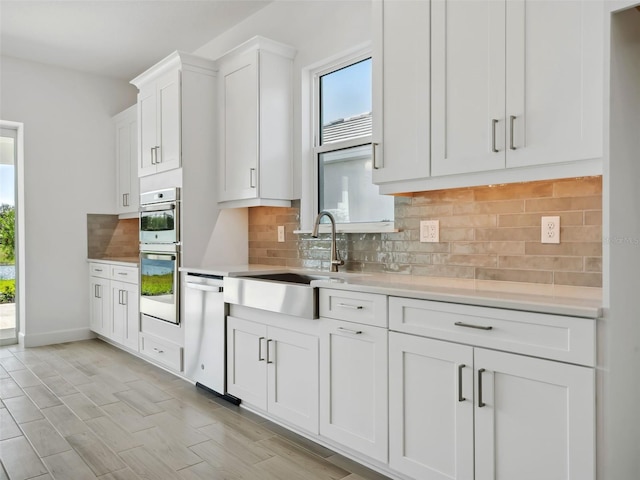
[311,211,345,273]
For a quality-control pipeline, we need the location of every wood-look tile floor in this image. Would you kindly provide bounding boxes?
[0,339,391,480]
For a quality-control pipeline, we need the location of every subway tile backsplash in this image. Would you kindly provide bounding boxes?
[248,176,602,288]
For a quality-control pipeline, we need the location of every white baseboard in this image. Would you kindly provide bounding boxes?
[19,328,96,348]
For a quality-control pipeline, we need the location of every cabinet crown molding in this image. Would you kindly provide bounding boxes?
[216,35,297,63]
[130,50,217,88]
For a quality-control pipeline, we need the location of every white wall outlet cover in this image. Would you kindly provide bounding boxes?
[420,220,440,243]
[277,225,285,242]
[541,216,560,244]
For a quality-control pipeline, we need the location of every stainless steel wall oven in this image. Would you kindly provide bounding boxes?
[139,188,181,325]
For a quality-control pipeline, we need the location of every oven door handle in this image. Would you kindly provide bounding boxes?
[139,203,176,213]
[141,253,177,261]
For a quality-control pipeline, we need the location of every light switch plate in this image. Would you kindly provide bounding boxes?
[277,225,285,243]
[541,216,560,244]
[420,220,440,243]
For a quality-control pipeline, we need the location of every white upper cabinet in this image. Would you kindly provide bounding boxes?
[372,0,431,186]
[216,36,295,208]
[113,105,138,215]
[131,52,217,177]
[431,0,603,177]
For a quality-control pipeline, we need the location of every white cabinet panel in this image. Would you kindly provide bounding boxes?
[267,326,319,433]
[389,332,474,480]
[114,105,138,214]
[372,0,430,185]
[89,277,110,336]
[505,0,603,168]
[474,348,595,480]
[431,0,506,176]
[226,316,267,410]
[320,319,388,462]
[156,70,181,173]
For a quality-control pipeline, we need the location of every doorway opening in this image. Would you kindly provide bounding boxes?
[0,127,18,344]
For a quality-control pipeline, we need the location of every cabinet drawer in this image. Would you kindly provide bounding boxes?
[140,334,183,372]
[89,263,110,279]
[389,297,595,366]
[112,266,138,283]
[319,289,388,327]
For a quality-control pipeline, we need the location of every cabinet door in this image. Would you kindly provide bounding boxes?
[474,349,595,480]
[156,69,181,173]
[266,325,319,433]
[121,281,139,351]
[115,117,132,213]
[320,319,388,461]
[89,277,110,336]
[226,316,267,410]
[389,332,474,480]
[218,50,259,202]
[505,0,603,168]
[111,282,125,343]
[431,0,506,176]
[372,0,430,185]
[138,83,157,177]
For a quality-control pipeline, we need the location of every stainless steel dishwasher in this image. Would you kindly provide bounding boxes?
[184,273,239,404]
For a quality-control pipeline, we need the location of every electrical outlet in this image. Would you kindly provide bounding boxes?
[277,225,285,243]
[420,220,440,243]
[541,216,560,244]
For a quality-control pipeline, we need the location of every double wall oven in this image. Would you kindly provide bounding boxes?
[139,188,180,325]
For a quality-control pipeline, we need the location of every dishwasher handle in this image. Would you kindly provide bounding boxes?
[185,282,223,293]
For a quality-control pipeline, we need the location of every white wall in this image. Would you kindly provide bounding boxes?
[0,56,136,346]
[193,0,372,201]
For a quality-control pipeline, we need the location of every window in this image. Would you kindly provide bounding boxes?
[312,55,394,228]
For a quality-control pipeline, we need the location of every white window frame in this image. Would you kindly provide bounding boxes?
[298,45,396,234]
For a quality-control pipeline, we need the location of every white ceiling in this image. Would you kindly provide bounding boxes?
[0,0,272,81]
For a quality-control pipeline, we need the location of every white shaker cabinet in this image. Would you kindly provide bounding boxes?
[131,51,216,177]
[388,296,596,480]
[226,315,319,433]
[110,277,139,351]
[89,276,110,337]
[217,36,295,208]
[372,0,430,186]
[113,105,139,214]
[431,0,603,176]
[319,318,388,463]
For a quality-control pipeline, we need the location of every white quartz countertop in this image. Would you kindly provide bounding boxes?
[180,264,602,318]
[88,257,139,267]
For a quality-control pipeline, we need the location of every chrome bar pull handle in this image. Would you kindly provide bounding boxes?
[372,142,381,169]
[458,364,466,402]
[509,115,517,150]
[491,119,499,153]
[96,285,101,299]
[478,368,486,408]
[258,337,265,361]
[153,347,164,354]
[454,321,493,331]
[155,146,161,164]
[337,327,363,335]
[336,303,364,310]
[249,168,257,188]
[122,290,127,306]
[266,339,274,364]
[150,147,156,164]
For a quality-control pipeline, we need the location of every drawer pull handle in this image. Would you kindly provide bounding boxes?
[153,347,164,354]
[117,272,128,276]
[454,321,493,331]
[458,364,466,402]
[478,368,487,408]
[94,268,103,272]
[337,327,363,335]
[337,303,364,310]
[258,337,265,361]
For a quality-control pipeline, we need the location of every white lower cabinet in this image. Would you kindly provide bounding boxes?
[389,331,595,480]
[89,262,139,352]
[226,315,319,433]
[319,318,388,462]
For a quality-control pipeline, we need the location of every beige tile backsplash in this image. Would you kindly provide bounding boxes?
[87,214,138,259]
[248,177,603,288]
